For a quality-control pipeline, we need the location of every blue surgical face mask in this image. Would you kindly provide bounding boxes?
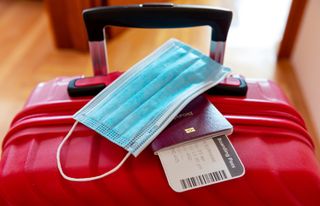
[57,39,231,181]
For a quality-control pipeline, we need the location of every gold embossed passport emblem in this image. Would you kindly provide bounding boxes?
[185,127,196,134]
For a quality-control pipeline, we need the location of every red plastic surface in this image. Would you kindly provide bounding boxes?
[1,73,319,205]
[218,77,240,87]
[75,72,122,87]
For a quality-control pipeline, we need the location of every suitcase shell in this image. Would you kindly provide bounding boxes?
[0,74,319,206]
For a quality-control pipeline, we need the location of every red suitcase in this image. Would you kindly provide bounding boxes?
[1,4,320,206]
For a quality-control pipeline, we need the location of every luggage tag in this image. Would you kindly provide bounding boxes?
[157,135,245,192]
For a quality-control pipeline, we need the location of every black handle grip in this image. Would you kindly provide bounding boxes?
[83,3,232,42]
[68,75,247,97]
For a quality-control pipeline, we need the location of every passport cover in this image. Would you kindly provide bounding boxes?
[151,95,233,153]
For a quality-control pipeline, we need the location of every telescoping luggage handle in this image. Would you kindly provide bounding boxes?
[68,4,247,97]
[83,3,233,76]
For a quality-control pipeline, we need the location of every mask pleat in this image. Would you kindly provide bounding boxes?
[101,55,200,130]
[88,47,188,121]
[119,60,209,149]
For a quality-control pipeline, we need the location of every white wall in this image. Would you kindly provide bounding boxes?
[291,0,320,136]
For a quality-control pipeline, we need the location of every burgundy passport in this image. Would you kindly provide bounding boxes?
[151,95,233,153]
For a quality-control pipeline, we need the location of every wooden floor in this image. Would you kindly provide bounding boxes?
[0,1,319,157]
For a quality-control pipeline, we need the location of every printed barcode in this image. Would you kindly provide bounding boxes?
[180,170,228,189]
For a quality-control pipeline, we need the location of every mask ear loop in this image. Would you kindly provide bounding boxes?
[56,121,131,182]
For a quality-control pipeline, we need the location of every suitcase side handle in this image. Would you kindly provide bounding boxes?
[83,3,232,76]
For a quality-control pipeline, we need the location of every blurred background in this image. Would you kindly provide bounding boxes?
[0,0,319,155]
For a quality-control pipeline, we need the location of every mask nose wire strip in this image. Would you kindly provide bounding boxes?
[56,121,131,182]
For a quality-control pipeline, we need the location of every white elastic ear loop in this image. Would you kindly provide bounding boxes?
[56,121,131,182]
